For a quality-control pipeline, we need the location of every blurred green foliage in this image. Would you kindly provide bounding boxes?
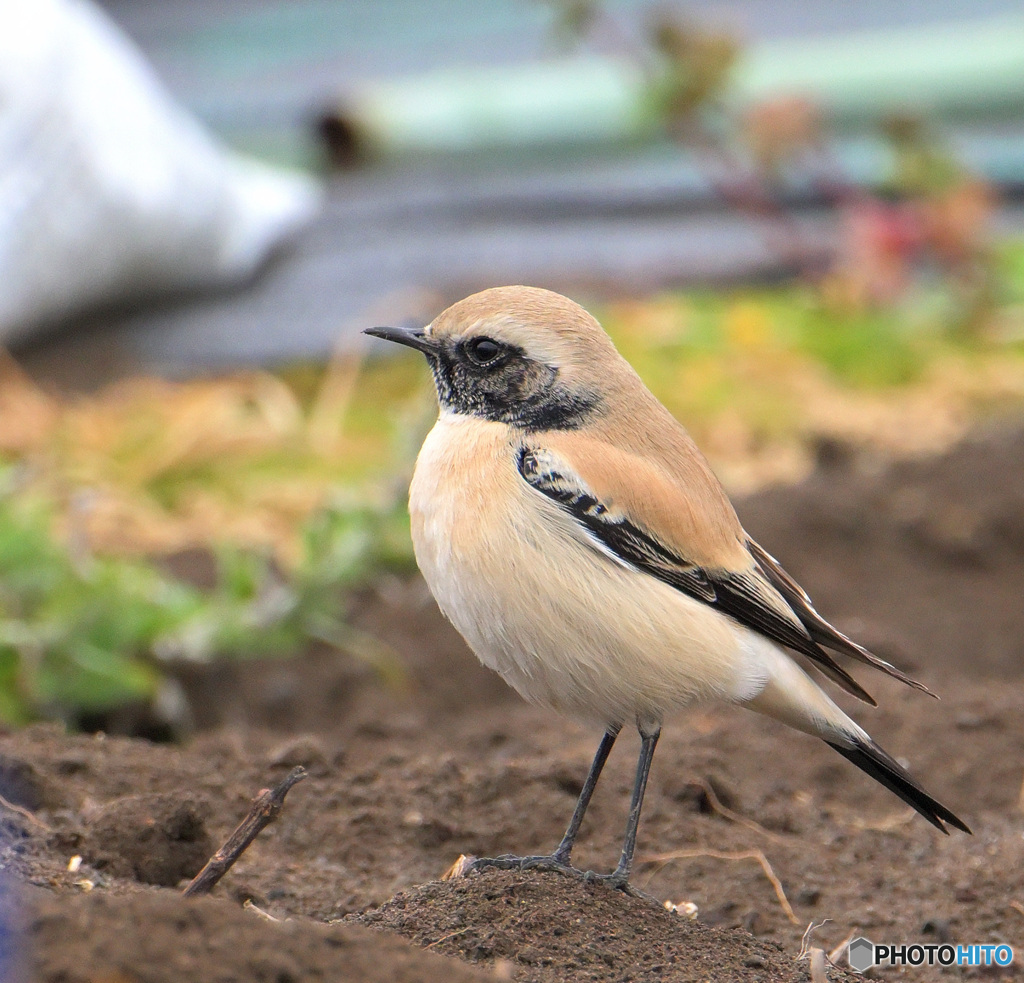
[0,469,412,726]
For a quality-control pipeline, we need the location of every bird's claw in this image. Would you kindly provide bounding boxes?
[463,854,579,876]
[460,854,651,899]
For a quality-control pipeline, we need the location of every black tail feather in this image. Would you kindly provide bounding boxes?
[826,736,971,835]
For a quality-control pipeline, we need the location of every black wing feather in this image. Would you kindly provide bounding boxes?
[519,448,882,704]
[747,539,934,697]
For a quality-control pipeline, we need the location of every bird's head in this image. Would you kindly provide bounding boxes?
[364,286,629,431]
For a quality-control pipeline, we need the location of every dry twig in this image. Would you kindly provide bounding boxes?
[0,791,51,831]
[243,898,281,922]
[796,919,832,961]
[183,766,307,898]
[797,919,848,980]
[829,932,856,964]
[425,927,473,950]
[644,848,800,925]
[691,777,785,843]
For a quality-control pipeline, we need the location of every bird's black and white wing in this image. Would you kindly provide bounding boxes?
[518,444,931,705]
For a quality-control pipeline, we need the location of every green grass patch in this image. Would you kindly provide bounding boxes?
[0,472,411,726]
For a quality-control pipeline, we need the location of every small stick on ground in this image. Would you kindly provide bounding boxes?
[829,932,856,964]
[692,778,785,844]
[425,927,473,950]
[644,848,800,925]
[0,792,52,832]
[796,919,843,980]
[796,919,832,961]
[183,766,307,898]
[244,898,281,922]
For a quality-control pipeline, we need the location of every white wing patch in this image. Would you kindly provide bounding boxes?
[518,447,635,569]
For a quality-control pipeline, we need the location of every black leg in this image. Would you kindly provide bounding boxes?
[465,726,620,877]
[603,723,660,887]
[551,727,620,863]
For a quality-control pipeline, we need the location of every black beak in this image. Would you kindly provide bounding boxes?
[363,325,434,354]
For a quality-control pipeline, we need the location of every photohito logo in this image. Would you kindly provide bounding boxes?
[848,937,1014,973]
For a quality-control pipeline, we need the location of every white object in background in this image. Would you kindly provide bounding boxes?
[0,0,322,344]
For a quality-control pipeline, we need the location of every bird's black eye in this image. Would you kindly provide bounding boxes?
[464,337,504,367]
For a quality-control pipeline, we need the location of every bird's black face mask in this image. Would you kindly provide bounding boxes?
[365,325,600,431]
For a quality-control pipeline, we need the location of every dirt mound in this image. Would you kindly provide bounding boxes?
[3,422,1024,981]
[352,868,848,982]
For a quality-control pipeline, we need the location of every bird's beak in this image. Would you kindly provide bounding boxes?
[363,325,435,354]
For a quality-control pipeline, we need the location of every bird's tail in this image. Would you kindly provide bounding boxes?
[826,733,970,833]
[740,643,970,834]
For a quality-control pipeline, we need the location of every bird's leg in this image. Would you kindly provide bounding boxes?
[465,726,620,877]
[549,726,619,864]
[594,722,660,889]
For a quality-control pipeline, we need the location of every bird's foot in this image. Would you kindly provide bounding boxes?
[581,868,627,888]
[459,854,654,900]
[462,853,579,877]
[577,867,659,901]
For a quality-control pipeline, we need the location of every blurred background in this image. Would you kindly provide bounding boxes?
[3,0,1024,731]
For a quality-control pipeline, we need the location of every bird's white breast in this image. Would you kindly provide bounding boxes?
[409,413,762,726]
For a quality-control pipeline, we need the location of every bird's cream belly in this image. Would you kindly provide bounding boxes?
[409,415,753,725]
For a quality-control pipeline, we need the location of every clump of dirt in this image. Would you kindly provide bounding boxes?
[352,868,844,983]
[3,421,1024,982]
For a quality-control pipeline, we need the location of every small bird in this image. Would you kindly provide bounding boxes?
[365,286,970,888]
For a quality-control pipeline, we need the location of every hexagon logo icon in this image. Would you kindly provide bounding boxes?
[848,937,875,973]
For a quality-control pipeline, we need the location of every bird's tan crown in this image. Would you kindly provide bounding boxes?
[428,286,619,368]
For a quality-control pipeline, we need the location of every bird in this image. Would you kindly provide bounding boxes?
[364,285,970,889]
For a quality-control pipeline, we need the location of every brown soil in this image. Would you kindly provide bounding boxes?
[4,423,1024,982]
